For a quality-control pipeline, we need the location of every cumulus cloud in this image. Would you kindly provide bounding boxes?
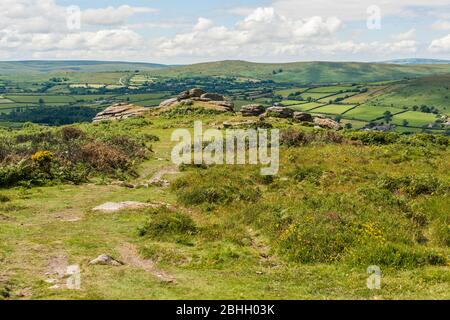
[82,5,157,26]
[156,7,343,58]
[429,34,450,53]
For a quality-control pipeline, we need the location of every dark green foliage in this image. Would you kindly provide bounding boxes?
[172,167,261,206]
[138,208,197,240]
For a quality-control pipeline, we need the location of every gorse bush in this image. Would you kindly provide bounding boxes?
[0,122,151,187]
[377,175,445,196]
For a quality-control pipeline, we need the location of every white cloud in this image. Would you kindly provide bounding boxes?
[431,21,450,30]
[429,34,450,53]
[272,0,450,20]
[194,18,214,31]
[82,5,157,26]
[393,29,416,41]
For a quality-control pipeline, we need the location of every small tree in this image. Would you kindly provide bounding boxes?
[402,119,409,127]
[383,111,393,123]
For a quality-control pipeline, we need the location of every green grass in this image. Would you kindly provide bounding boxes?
[391,111,439,127]
[290,102,326,111]
[372,74,450,114]
[0,115,449,300]
[5,95,76,104]
[308,85,354,93]
[344,105,405,121]
[313,104,357,115]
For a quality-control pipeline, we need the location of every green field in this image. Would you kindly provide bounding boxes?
[308,85,354,93]
[344,105,405,121]
[391,111,439,127]
[313,104,357,115]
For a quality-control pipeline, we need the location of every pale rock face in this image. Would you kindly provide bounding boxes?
[313,117,343,130]
[89,254,123,266]
[92,103,149,123]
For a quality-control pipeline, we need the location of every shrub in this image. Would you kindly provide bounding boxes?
[347,131,400,145]
[60,126,86,141]
[290,165,324,183]
[0,194,10,203]
[345,242,448,268]
[80,142,130,173]
[138,209,197,239]
[172,167,261,206]
[280,129,310,147]
[377,175,443,196]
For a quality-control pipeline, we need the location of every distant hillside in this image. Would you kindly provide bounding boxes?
[0,60,168,74]
[381,58,450,65]
[153,60,450,84]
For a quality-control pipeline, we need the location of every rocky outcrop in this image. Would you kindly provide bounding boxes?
[266,106,294,118]
[92,103,149,123]
[240,104,266,117]
[201,93,225,101]
[293,112,314,122]
[313,116,342,130]
[178,88,205,99]
[159,88,234,113]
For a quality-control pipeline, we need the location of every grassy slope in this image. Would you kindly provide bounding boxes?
[0,61,168,74]
[370,74,450,114]
[151,60,450,84]
[0,114,449,300]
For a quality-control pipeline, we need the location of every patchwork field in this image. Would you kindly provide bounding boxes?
[313,104,357,115]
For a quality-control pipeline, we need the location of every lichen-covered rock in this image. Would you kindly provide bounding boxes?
[266,106,294,118]
[293,112,314,122]
[178,88,206,99]
[240,104,266,117]
[209,100,235,112]
[200,93,225,101]
[92,103,149,122]
[313,116,343,130]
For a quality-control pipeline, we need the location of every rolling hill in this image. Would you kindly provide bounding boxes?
[0,60,168,74]
[150,60,450,84]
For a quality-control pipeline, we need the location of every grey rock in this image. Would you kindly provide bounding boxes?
[293,112,314,122]
[89,254,123,266]
[313,117,342,130]
[200,93,225,101]
[240,104,266,117]
[266,106,294,118]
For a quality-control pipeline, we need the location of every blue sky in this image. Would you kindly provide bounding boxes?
[0,0,449,63]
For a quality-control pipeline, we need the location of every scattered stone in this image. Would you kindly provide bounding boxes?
[93,103,149,123]
[266,106,294,118]
[240,104,266,117]
[293,112,314,122]
[313,117,342,130]
[89,254,123,266]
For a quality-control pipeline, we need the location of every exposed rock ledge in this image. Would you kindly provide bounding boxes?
[158,88,234,113]
[93,103,150,123]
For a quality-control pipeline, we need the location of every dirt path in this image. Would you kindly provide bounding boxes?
[118,243,176,284]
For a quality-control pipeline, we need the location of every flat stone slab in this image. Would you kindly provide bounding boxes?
[92,201,152,213]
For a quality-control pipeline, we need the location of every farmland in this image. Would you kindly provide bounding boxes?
[0,60,448,133]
